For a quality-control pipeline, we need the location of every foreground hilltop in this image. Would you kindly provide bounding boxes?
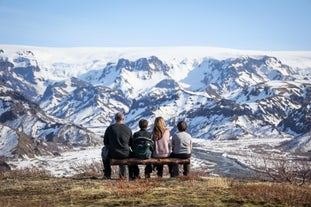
[0,172,310,206]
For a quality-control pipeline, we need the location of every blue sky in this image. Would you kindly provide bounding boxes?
[0,0,310,50]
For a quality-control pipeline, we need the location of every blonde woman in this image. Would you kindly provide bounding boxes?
[152,116,170,177]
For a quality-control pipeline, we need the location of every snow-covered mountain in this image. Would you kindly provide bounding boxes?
[0,45,311,158]
[0,79,101,157]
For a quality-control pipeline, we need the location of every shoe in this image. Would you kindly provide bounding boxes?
[145,173,150,179]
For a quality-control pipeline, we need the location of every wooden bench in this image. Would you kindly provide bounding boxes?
[110,157,190,166]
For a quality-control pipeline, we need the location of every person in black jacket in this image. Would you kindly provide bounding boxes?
[129,119,153,179]
[103,112,132,179]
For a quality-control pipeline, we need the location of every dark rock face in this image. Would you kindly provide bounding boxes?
[0,160,11,172]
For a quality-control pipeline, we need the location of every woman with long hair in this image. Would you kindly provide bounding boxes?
[152,116,170,177]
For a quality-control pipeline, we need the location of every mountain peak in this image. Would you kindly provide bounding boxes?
[1,45,311,157]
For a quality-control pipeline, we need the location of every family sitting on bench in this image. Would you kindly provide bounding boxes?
[102,112,192,180]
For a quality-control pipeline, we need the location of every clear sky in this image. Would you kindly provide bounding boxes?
[0,0,310,50]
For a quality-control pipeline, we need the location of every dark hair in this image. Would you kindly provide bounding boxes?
[114,112,124,122]
[177,121,187,132]
[139,119,148,129]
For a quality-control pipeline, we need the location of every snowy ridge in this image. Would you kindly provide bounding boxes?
[1,45,311,80]
[0,45,311,159]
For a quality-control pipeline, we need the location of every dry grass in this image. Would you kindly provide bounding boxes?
[231,181,311,207]
[0,167,51,179]
[1,160,311,207]
[1,167,311,207]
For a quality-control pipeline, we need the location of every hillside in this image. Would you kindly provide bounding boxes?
[0,45,311,158]
[0,172,310,207]
[0,79,101,157]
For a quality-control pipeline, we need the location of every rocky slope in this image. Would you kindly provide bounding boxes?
[0,46,310,157]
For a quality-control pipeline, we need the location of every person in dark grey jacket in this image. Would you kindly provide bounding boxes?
[103,112,132,179]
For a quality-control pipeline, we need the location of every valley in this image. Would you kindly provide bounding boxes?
[0,45,310,179]
[7,137,299,180]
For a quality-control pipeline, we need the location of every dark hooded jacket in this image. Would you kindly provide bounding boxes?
[103,123,132,158]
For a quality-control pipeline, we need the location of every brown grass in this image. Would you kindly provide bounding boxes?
[1,160,311,207]
[0,167,51,179]
[231,181,311,207]
[1,166,311,207]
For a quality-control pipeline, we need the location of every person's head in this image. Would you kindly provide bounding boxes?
[114,112,124,123]
[177,121,187,132]
[139,119,148,129]
[152,116,167,140]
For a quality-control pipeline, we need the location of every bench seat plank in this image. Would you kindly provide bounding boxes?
[110,158,190,165]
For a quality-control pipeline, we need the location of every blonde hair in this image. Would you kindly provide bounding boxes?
[152,117,167,140]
